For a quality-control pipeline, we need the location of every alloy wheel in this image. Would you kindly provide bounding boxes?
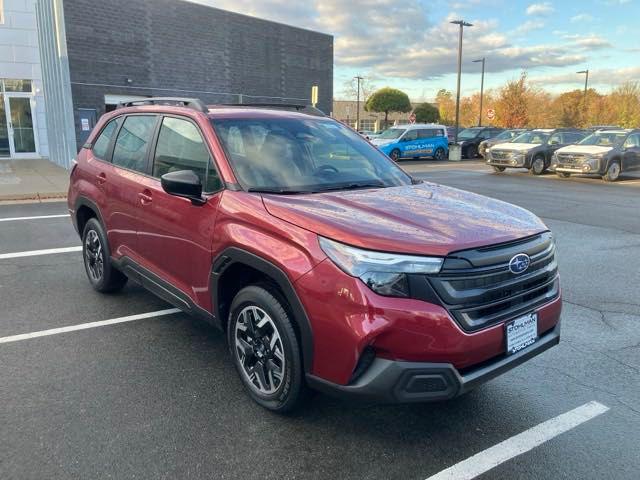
[234,306,286,395]
[607,162,620,181]
[84,230,104,282]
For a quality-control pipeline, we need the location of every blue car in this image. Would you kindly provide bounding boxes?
[371,124,449,161]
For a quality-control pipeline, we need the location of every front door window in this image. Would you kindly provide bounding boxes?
[0,95,8,157]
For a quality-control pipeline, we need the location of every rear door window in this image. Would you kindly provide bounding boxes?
[112,115,157,173]
[92,119,118,161]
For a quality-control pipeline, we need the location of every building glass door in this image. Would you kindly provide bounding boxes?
[0,95,9,157]
[6,96,37,156]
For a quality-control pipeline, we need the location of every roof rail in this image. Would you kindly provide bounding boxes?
[211,103,327,117]
[117,97,208,113]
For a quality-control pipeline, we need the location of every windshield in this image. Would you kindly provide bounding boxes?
[211,117,412,193]
[512,131,550,144]
[579,132,627,146]
[458,128,482,140]
[495,130,516,141]
[377,128,405,139]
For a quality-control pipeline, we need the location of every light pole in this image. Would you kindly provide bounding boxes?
[473,58,485,127]
[354,75,363,131]
[577,69,589,124]
[451,20,473,143]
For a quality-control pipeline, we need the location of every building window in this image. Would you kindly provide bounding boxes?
[1,79,33,93]
[0,0,4,25]
[359,119,375,131]
[340,119,357,129]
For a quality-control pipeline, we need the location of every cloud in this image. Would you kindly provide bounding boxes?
[526,2,555,15]
[530,66,640,87]
[570,13,594,22]
[189,0,613,81]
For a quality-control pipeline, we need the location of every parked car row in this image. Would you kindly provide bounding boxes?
[485,128,640,181]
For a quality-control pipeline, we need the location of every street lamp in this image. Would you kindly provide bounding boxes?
[354,75,363,131]
[577,69,589,123]
[451,20,473,143]
[473,58,485,127]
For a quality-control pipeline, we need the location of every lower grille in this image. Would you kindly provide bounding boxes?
[426,232,559,331]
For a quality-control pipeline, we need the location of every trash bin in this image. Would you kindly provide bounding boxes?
[449,144,462,161]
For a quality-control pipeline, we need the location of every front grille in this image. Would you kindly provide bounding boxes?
[556,153,586,166]
[490,150,512,160]
[426,232,559,331]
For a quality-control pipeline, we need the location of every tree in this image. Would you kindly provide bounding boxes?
[341,76,377,102]
[413,103,440,123]
[435,89,455,125]
[495,72,529,128]
[365,87,412,129]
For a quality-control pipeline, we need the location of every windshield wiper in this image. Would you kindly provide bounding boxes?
[313,181,386,192]
[248,187,308,194]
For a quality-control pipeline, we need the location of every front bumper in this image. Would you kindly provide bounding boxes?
[306,323,560,403]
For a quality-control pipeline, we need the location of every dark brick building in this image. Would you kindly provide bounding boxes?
[36,0,333,168]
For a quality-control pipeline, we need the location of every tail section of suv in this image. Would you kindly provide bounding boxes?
[68,98,561,412]
[551,129,640,182]
[486,128,586,175]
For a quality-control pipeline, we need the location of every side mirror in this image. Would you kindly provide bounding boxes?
[161,170,206,205]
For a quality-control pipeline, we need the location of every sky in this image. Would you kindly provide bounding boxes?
[191,0,639,101]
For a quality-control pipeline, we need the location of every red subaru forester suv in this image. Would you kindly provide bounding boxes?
[68,98,561,412]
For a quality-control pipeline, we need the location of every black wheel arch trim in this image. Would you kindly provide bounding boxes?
[73,196,106,237]
[211,247,314,373]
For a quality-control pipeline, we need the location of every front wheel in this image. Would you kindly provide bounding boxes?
[390,149,401,162]
[82,218,127,293]
[466,145,477,159]
[556,172,570,178]
[492,166,506,173]
[434,147,446,161]
[603,161,621,182]
[228,286,306,413]
[529,155,546,175]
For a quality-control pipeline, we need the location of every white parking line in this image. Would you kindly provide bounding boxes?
[0,308,182,344]
[0,246,82,260]
[0,214,70,222]
[425,401,609,480]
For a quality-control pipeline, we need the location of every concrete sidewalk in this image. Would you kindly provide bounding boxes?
[0,158,69,203]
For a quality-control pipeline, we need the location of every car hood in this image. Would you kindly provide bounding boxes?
[370,138,395,146]
[556,144,613,155]
[492,143,540,152]
[262,183,547,257]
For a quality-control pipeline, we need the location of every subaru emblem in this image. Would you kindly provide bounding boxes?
[509,254,530,274]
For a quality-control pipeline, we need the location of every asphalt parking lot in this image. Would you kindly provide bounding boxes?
[1,163,639,480]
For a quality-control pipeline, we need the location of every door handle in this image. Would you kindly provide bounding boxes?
[138,191,152,205]
[96,172,106,185]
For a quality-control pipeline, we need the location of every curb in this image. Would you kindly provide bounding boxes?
[0,192,67,204]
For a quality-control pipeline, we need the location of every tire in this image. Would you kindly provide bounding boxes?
[603,161,621,182]
[390,149,401,162]
[529,155,546,175]
[556,172,570,178]
[82,217,127,293]
[434,147,446,161]
[227,285,306,413]
[492,166,506,173]
[466,145,477,159]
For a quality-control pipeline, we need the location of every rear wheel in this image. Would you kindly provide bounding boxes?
[529,155,546,175]
[82,218,127,293]
[228,285,306,413]
[390,149,401,162]
[466,145,477,159]
[434,147,446,161]
[492,166,506,173]
[603,161,621,182]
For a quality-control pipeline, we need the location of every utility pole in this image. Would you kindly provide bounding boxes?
[473,58,485,126]
[577,69,589,124]
[354,76,363,131]
[451,20,473,143]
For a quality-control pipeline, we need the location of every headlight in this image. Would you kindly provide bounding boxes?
[319,237,444,297]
